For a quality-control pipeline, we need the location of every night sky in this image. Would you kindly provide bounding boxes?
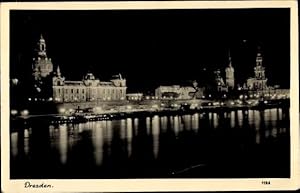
[10,9,290,93]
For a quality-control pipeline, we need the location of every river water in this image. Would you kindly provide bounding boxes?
[10,108,290,179]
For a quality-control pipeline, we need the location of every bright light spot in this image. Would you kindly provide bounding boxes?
[49,97,53,101]
[127,105,132,110]
[146,96,150,100]
[11,110,18,115]
[152,104,158,109]
[21,110,29,116]
[59,108,66,114]
[11,78,19,85]
[239,95,243,99]
[213,102,219,106]
[264,101,268,104]
[28,98,31,101]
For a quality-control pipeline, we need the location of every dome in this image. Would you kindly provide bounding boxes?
[84,73,96,80]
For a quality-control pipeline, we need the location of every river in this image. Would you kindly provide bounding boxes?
[10,107,290,179]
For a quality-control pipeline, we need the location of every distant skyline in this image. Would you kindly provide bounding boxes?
[10,9,290,92]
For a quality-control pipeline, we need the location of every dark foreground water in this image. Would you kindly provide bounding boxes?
[10,108,290,179]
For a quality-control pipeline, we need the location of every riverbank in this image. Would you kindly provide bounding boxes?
[11,98,289,127]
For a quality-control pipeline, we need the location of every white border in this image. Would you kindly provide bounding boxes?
[1,1,299,192]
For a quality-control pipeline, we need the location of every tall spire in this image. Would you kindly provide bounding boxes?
[228,49,232,67]
[256,46,263,66]
[37,34,47,57]
[57,65,61,77]
[225,49,234,89]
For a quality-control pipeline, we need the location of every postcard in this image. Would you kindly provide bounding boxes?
[1,1,299,192]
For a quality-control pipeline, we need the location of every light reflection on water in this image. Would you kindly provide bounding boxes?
[58,124,68,164]
[24,129,30,155]
[11,132,18,157]
[152,115,160,158]
[92,122,104,166]
[127,118,133,157]
[173,116,180,136]
[10,107,290,178]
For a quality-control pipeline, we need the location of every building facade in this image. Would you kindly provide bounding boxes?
[126,93,143,101]
[52,68,127,103]
[31,35,127,103]
[155,85,197,100]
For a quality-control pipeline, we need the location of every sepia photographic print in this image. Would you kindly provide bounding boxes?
[1,1,299,192]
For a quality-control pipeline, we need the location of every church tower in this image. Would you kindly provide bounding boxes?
[253,47,267,90]
[254,47,265,79]
[225,50,235,90]
[246,46,268,90]
[32,34,53,80]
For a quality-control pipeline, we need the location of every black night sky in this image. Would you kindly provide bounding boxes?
[10,9,290,93]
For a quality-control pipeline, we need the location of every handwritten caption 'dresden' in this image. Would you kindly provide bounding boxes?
[24,181,54,188]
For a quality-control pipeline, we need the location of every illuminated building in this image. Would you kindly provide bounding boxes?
[31,35,127,103]
[246,47,268,90]
[32,35,54,80]
[225,51,235,90]
[214,69,228,92]
[155,85,197,100]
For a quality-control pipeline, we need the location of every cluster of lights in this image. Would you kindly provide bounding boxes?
[28,97,54,102]
[145,96,159,100]
[129,96,140,100]
[239,95,249,99]
[58,108,75,115]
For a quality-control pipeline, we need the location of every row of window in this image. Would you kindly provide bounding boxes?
[56,88,124,95]
[54,88,126,102]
